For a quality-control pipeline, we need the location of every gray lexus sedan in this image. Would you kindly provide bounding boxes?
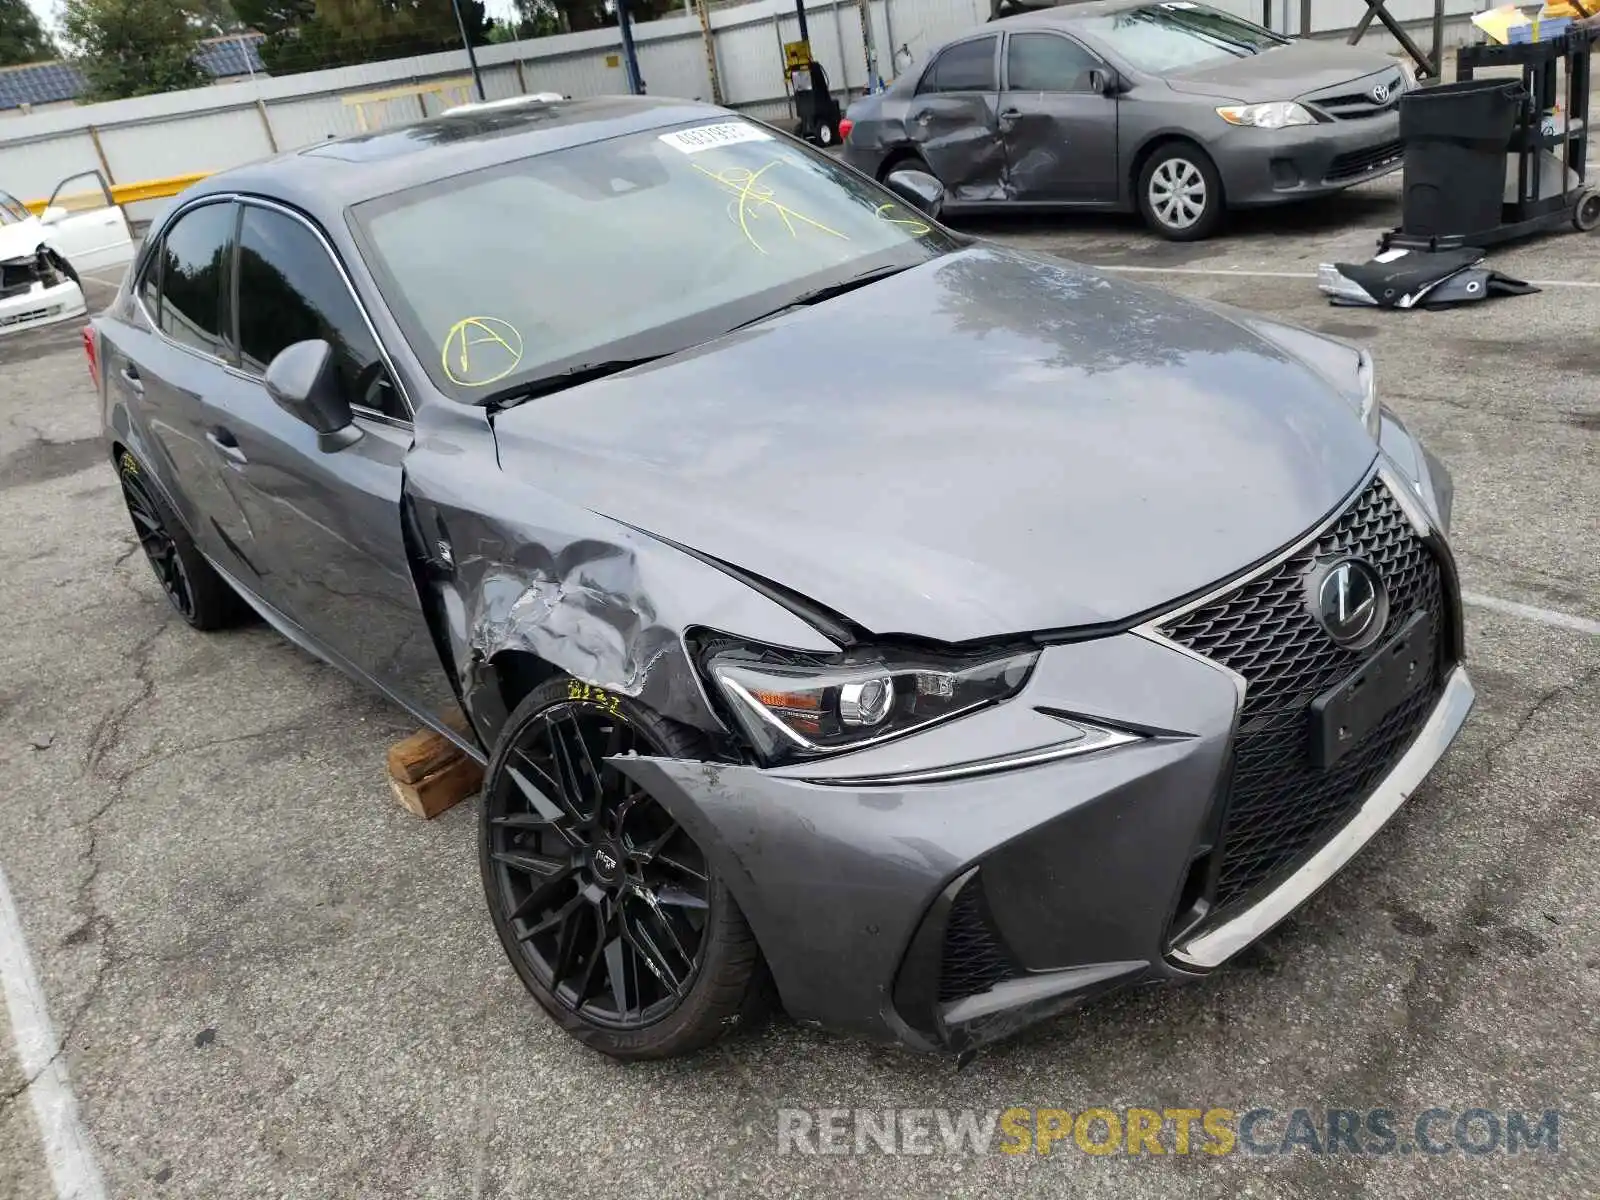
[841,0,1409,239]
[91,96,1470,1060]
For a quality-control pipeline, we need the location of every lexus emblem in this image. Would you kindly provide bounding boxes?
[1370,82,1392,104]
[1309,558,1388,649]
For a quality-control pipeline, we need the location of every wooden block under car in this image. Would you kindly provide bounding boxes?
[386,710,472,783]
[388,751,484,820]
[387,713,482,819]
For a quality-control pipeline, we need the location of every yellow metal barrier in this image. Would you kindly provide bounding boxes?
[25,171,213,215]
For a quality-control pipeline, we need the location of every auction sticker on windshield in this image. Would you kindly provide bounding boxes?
[659,122,774,154]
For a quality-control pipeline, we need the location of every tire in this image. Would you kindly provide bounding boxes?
[117,450,249,630]
[1137,142,1224,241]
[1574,189,1600,232]
[480,677,767,1060]
[816,119,838,147]
[879,151,931,182]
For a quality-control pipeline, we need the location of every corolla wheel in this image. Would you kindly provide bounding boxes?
[1149,159,1206,229]
[480,679,765,1058]
[1138,145,1223,242]
[120,463,195,620]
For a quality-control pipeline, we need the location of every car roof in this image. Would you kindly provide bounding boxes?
[178,94,727,221]
[988,0,1154,30]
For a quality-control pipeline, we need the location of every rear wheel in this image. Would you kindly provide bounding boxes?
[878,151,932,182]
[1137,143,1224,241]
[117,450,248,630]
[480,678,766,1059]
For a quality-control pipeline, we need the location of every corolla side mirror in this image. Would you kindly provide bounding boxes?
[1088,67,1121,96]
[264,339,362,452]
[39,205,68,225]
[883,169,946,220]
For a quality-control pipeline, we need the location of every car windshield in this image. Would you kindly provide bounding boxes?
[1078,2,1288,73]
[350,118,958,403]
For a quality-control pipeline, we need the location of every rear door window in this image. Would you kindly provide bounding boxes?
[922,37,998,94]
[153,201,236,360]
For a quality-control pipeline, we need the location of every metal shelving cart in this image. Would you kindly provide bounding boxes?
[1382,22,1600,252]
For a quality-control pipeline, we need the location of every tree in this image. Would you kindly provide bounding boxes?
[63,0,211,100]
[257,0,494,75]
[0,0,57,65]
[506,0,563,37]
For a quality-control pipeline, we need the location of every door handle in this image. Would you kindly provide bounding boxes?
[118,364,143,394]
[206,426,248,466]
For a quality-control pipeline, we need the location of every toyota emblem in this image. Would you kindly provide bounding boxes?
[1370,82,1392,104]
[1308,558,1389,650]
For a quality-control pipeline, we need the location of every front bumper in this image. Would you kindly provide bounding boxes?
[0,276,86,337]
[1212,112,1403,206]
[614,451,1471,1053]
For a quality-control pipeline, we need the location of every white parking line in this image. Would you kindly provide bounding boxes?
[1463,591,1600,637]
[0,867,107,1200]
[1092,264,1600,289]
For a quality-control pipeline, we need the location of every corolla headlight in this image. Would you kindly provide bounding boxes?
[1215,101,1316,129]
[705,642,1038,764]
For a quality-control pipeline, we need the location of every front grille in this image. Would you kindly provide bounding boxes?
[1161,476,1445,911]
[1325,139,1405,183]
[1307,70,1405,120]
[938,878,1019,1004]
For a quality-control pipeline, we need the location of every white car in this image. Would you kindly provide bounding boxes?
[1,171,135,337]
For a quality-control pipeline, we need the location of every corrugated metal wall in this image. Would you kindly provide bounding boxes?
[0,0,1483,212]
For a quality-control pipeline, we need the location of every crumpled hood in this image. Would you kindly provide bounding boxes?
[1164,40,1397,103]
[0,218,46,263]
[491,246,1377,644]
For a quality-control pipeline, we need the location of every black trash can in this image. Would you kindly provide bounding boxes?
[1399,79,1527,237]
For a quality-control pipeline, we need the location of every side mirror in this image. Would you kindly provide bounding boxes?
[264,340,362,452]
[39,205,68,225]
[883,168,946,220]
[1088,67,1121,97]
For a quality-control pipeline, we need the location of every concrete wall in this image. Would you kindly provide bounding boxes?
[0,0,1483,220]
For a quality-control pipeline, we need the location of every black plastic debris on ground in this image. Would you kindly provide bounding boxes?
[1317,247,1540,309]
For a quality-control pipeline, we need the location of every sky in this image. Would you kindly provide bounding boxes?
[25,0,524,39]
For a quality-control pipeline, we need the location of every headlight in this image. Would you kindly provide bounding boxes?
[705,642,1038,764]
[1215,101,1316,129]
[1353,346,1380,439]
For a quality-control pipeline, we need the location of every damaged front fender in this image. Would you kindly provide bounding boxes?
[400,404,840,748]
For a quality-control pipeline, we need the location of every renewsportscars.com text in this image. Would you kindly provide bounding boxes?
[776,1106,1561,1157]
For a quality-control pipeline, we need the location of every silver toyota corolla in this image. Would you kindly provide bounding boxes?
[92,98,1469,1059]
[842,0,1409,239]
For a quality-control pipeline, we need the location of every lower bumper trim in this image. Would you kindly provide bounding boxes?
[1170,665,1474,970]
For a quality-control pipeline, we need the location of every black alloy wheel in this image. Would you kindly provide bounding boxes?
[116,450,249,630]
[121,466,194,620]
[481,678,765,1059]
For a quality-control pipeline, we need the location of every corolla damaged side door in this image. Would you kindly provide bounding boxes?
[904,34,1009,201]
[998,31,1120,204]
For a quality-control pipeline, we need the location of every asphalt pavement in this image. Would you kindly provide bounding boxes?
[1,172,1598,1199]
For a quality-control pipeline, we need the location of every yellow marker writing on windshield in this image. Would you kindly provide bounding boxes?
[875,202,931,236]
[442,316,524,387]
[691,160,849,253]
